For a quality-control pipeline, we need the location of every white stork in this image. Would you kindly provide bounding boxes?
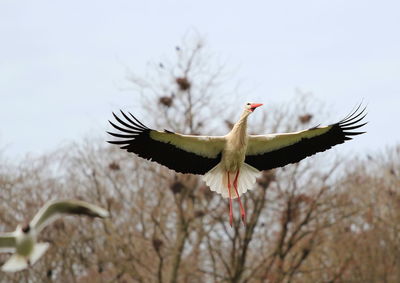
[0,199,109,272]
[107,103,367,226]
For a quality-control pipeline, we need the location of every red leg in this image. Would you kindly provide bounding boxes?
[227,172,233,227]
[233,170,246,225]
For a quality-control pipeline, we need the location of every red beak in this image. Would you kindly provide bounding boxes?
[250,103,263,108]
[250,103,263,111]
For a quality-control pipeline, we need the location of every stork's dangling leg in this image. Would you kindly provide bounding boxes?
[227,172,233,227]
[233,170,246,224]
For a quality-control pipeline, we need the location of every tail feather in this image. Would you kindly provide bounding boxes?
[203,163,260,199]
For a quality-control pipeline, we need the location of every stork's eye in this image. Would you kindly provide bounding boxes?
[247,103,251,105]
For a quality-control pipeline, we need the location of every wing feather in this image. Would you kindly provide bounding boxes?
[107,111,226,174]
[245,106,367,170]
[30,200,109,233]
[0,233,16,252]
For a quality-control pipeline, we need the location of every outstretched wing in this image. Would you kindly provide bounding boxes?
[107,111,226,174]
[0,232,16,252]
[30,199,109,233]
[245,105,367,170]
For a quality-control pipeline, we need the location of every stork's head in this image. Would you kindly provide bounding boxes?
[245,102,263,113]
[20,223,31,234]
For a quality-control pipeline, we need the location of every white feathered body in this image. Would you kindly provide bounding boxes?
[15,229,35,257]
[203,111,261,199]
[222,116,248,172]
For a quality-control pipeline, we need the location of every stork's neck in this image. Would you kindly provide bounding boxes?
[229,110,251,146]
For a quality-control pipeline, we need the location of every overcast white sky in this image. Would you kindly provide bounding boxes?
[1,0,399,160]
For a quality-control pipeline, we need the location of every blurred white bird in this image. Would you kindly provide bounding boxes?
[0,199,109,272]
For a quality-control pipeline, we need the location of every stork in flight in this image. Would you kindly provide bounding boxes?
[107,103,366,226]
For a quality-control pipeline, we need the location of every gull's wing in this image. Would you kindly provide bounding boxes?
[1,242,50,272]
[30,199,109,233]
[0,232,16,253]
[1,254,28,272]
[29,243,50,266]
[245,106,367,170]
[107,111,226,174]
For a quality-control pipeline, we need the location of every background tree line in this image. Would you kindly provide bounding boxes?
[1,37,399,283]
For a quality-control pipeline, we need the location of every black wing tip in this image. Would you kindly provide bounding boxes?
[128,112,149,129]
[338,104,368,140]
[110,111,148,130]
[107,111,150,144]
[117,110,149,130]
[112,111,119,119]
[340,104,367,123]
[107,111,154,149]
[107,140,125,144]
[108,131,138,139]
[343,131,366,136]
